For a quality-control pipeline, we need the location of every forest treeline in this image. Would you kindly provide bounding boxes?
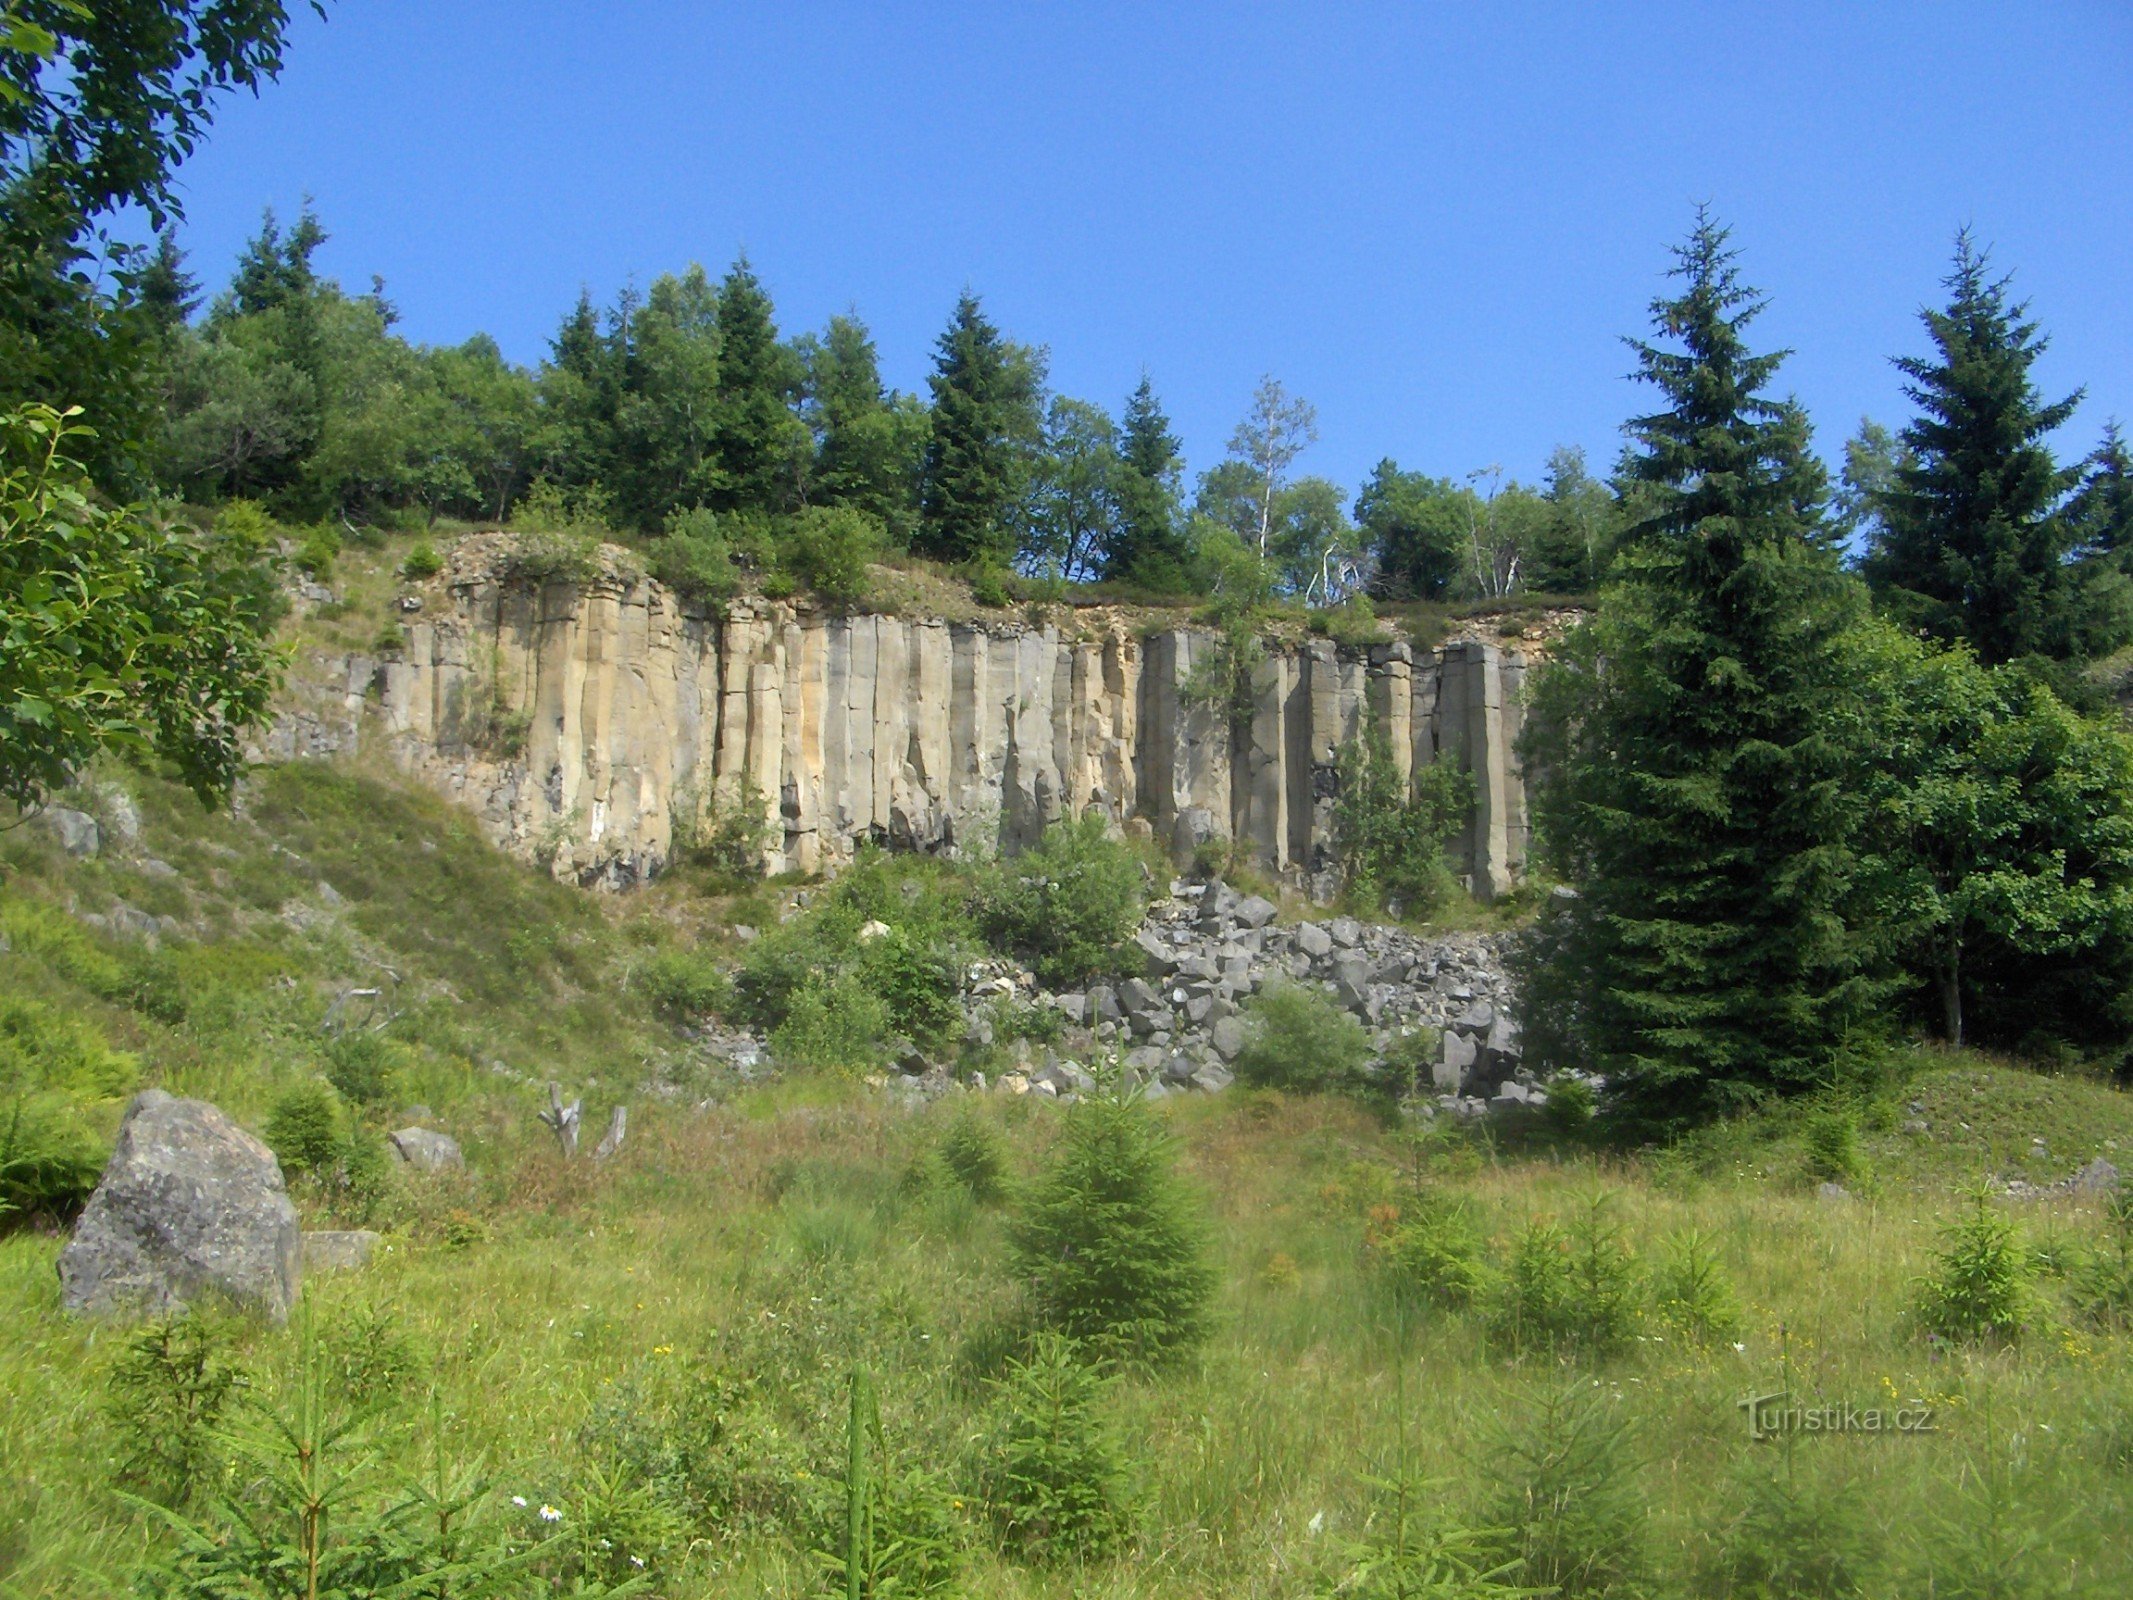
[34,205,1635,608]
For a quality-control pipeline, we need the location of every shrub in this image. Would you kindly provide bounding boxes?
[1650,1228,1742,1345]
[820,1369,963,1598]
[1708,1459,1881,1599]
[1801,1104,1863,1186]
[1233,979,1373,1094]
[1914,1189,2034,1344]
[1308,594,1383,647]
[1331,727,1472,916]
[400,539,443,579]
[0,1094,107,1220]
[262,1080,342,1175]
[0,991,138,1099]
[1010,1095,1212,1366]
[370,619,407,655]
[1372,1187,1493,1309]
[771,974,892,1072]
[292,522,340,578]
[740,847,972,1051]
[1318,1477,1531,1600]
[638,947,731,1020]
[668,777,776,878]
[103,1315,246,1508]
[967,562,1012,609]
[648,507,741,602]
[1540,1074,1596,1135]
[321,1031,399,1107]
[973,1333,1134,1565]
[974,813,1147,987]
[1480,1382,1648,1598]
[2072,1189,2133,1329]
[783,504,882,608]
[1491,1193,1640,1357]
[936,1109,1009,1202]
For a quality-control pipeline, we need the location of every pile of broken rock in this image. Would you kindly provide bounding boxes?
[910,880,1557,1117]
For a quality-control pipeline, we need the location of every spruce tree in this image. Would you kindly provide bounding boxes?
[803,313,926,541]
[1863,234,2084,662]
[709,255,803,515]
[1103,376,1187,583]
[2069,422,2133,565]
[1519,214,1876,1128]
[917,292,1042,567]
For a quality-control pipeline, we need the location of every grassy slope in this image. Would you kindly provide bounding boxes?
[3,756,2133,1594]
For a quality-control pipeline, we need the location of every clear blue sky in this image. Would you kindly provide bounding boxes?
[164,1,2133,497]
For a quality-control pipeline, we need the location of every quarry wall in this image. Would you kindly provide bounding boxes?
[265,544,1531,897]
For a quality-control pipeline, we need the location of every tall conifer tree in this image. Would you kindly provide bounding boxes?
[917,293,1041,566]
[1520,214,1876,1127]
[709,256,802,514]
[1104,376,1186,582]
[1863,235,2084,662]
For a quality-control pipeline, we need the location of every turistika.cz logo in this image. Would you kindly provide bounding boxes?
[1739,1391,1936,1441]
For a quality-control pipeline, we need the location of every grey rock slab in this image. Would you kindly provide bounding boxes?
[1134,929,1179,974]
[1190,1062,1235,1093]
[40,807,101,857]
[303,1230,382,1272]
[1210,1014,1249,1061]
[59,1090,301,1322]
[1232,895,1279,930]
[2073,1157,2121,1193]
[1295,922,1334,960]
[388,1127,464,1174]
[1329,916,1362,947]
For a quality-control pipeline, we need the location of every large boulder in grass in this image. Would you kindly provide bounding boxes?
[58,1091,301,1322]
[388,1127,464,1174]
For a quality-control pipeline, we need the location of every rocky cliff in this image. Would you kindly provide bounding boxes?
[267,538,1531,896]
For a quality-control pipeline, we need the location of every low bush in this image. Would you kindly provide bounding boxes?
[974,813,1147,987]
[638,947,731,1021]
[262,1080,343,1175]
[1801,1104,1864,1186]
[2072,1190,2133,1329]
[103,1315,247,1509]
[973,1333,1134,1566]
[936,1108,1009,1202]
[1233,979,1373,1094]
[1010,1094,1213,1366]
[770,974,892,1072]
[1331,727,1472,917]
[1650,1228,1742,1345]
[1914,1189,2034,1343]
[1480,1382,1648,1598]
[0,1094,108,1221]
[782,504,882,608]
[1707,1458,1882,1599]
[322,1031,400,1107]
[1370,1186,1493,1309]
[1491,1193,1641,1357]
[400,539,443,579]
[738,846,972,1052]
[292,522,340,578]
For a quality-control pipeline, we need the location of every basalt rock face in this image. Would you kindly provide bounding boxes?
[268,539,1530,897]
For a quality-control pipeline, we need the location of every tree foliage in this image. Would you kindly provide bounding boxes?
[1,404,279,809]
[1520,215,1878,1127]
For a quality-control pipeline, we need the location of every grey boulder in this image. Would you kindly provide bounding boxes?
[59,1090,301,1322]
[389,1126,464,1174]
[40,806,101,858]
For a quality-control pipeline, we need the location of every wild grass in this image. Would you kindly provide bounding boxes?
[3,764,2133,1596]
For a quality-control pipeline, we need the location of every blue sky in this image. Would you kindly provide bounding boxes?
[164,1,2132,496]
